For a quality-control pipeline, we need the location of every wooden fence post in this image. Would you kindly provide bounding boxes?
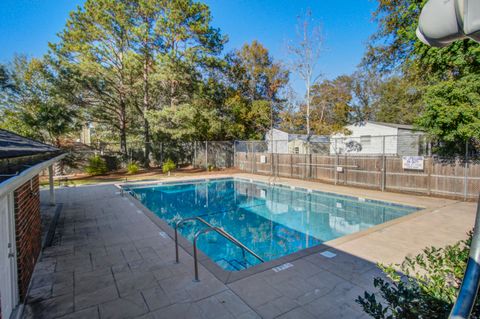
[427,157,432,196]
[252,142,255,173]
[308,142,312,179]
[193,141,197,168]
[381,136,386,192]
[464,140,469,201]
[275,153,280,177]
[233,141,236,168]
[160,142,163,164]
[205,141,208,171]
[334,139,338,185]
[270,141,274,176]
[290,153,293,178]
[304,151,307,180]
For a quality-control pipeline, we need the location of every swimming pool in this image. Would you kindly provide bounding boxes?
[127,178,420,271]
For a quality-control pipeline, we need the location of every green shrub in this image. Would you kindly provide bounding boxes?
[127,162,139,174]
[356,231,476,318]
[162,159,176,174]
[85,155,108,175]
[103,155,120,171]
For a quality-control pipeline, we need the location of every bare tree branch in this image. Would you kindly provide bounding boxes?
[286,9,324,135]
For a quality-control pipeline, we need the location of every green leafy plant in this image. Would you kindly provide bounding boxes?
[127,162,139,174]
[162,159,176,175]
[85,155,108,175]
[208,164,215,171]
[356,231,477,318]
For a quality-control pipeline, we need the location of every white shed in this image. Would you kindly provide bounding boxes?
[330,122,427,156]
[265,129,330,154]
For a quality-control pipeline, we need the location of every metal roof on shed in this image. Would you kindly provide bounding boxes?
[362,121,419,131]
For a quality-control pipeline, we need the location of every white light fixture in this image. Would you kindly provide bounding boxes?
[416,0,480,47]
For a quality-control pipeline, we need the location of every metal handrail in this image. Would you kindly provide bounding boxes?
[174,217,200,263]
[449,195,480,319]
[192,224,264,281]
[174,216,264,264]
[193,227,219,281]
[174,216,264,280]
[196,217,264,263]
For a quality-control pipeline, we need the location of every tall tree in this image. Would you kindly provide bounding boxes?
[225,41,289,139]
[287,9,324,135]
[374,76,423,125]
[308,75,352,135]
[365,0,479,80]
[349,68,424,125]
[130,1,160,164]
[144,0,226,142]
[129,0,225,162]
[0,64,16,93]
[0,56,79,145]
[231,41,282,101]
[417,74,480,153]
[349,69,381,122]
[363,0,480,153]
[51,0,137,154]
[278,85,303,133]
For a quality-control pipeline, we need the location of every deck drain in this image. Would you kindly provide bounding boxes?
[159,231,168,238]
[320,251,337,258]
[272,263,293,272]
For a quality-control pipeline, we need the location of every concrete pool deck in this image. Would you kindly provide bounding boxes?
[23,173,476,318]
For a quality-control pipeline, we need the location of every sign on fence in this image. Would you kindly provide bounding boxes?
[402,156,424,170]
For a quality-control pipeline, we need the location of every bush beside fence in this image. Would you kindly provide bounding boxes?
[50,135,480,200]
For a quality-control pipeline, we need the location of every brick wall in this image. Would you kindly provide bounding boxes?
[14,175,41,301]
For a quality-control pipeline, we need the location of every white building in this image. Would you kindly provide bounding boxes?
[265,129,329,154]
[330,121,427,156]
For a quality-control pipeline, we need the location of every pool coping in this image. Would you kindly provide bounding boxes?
[115,175,438,284]
[122,176,422,211]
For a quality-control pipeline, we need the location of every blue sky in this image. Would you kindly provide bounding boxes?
[0,0,378,95]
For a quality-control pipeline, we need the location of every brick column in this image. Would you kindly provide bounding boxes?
[14,175,41,301]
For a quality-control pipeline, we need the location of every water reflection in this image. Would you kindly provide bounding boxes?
[130,179,418,271]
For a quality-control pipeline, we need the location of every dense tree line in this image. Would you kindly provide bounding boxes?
[362,0,480,153]
[0,0,292,163]
[0,0,478,159]
[278,0,479,155]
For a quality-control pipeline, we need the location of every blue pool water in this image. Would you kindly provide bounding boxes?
[128,178,420,271]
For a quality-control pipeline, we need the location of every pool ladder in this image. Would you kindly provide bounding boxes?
[174,216,265,281]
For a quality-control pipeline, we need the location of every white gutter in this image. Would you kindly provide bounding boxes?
[0,153,67,198]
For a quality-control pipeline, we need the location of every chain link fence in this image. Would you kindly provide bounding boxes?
[57,134,479,200]
[64,140,235,172]
[234,134,480,201]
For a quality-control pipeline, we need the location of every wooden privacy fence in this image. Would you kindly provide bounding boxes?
[235,152,480,201]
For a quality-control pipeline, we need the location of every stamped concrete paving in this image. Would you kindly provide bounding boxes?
[24,178,476,319]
